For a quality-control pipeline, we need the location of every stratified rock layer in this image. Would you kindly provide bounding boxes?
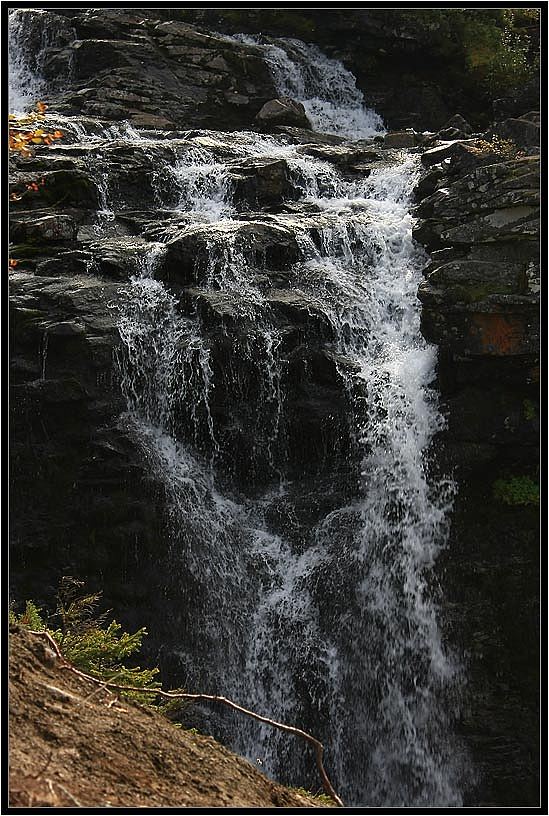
[413,137,539,806]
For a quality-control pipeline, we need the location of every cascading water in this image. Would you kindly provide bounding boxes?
[8,8,74,114]
[218,159,466,806]
[113,148,466,804]
[8,9,48,113]
[13,13,468,802]
[233,34,385,139]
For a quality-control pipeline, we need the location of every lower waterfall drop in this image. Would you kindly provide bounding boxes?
[115,139,466,805]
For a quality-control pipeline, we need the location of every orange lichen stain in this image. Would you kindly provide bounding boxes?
[469,314,526,355]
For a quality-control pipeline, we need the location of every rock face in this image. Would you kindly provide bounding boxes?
[413,134,539,806]
[414,142,539,469]
[13,8,278,131]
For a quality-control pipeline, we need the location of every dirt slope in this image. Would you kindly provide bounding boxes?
[8,627,331,808]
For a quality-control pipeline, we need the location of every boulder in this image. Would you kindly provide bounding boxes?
[381,131,416,149]
[274,126,345,146]
[129,113,176,130]
[255,97,312,131]
[161,220,302,284]
[9,168,100,210]
[296,144,384,167]
[437,113,473,140]
[10,214,78,243]
[228,158,296,208]
[420,139,479,168]
[488,117,540,153]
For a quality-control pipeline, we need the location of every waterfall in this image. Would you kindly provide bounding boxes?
[113,143,466,803]
[233,34,386,139]
[8,9,47,113]
[8,8,75,114]
[220,158,465,806]
[22,15,467,804]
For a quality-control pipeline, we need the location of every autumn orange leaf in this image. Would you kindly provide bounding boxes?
[9,259,18,268]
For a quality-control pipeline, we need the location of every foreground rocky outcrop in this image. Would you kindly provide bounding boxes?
[8,627,332,808]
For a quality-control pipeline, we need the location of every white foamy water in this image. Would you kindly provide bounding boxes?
[8,9,47,113]
[233,34,385,140]
[219,157,465,806]
[113,148,466,805]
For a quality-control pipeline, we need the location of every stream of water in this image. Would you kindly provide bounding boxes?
[9,19,467,806]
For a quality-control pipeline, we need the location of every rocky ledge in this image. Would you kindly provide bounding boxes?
[413,134,539,472]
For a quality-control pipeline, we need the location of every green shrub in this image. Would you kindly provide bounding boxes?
[387,9,539,98]
[9,599,45,630]
[10,577,162,705]
[290,787,337,806]
[493,475,539,507]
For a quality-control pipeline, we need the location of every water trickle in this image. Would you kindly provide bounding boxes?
[40,330,49,381]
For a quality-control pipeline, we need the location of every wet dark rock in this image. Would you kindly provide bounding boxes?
[10,213,78,243]
[413,165,446,200]
[441,113,473,135]
[266,289,335,341]
[10,167,100,210]
[83,238,152,279]
[161,220,301,285]
[436,113,474,140]
[180,288,242,324]
[255,97,312,131]
[440,465,539,805]
[34,250,93,278]
[296,144,384,167]
[420,139,479,168]
[34,12,278,131]
[9,271,122,389]
[228,158,296,208]
[275,126,346,146]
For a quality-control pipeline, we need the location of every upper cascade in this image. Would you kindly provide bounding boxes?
[232,34,386,139]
